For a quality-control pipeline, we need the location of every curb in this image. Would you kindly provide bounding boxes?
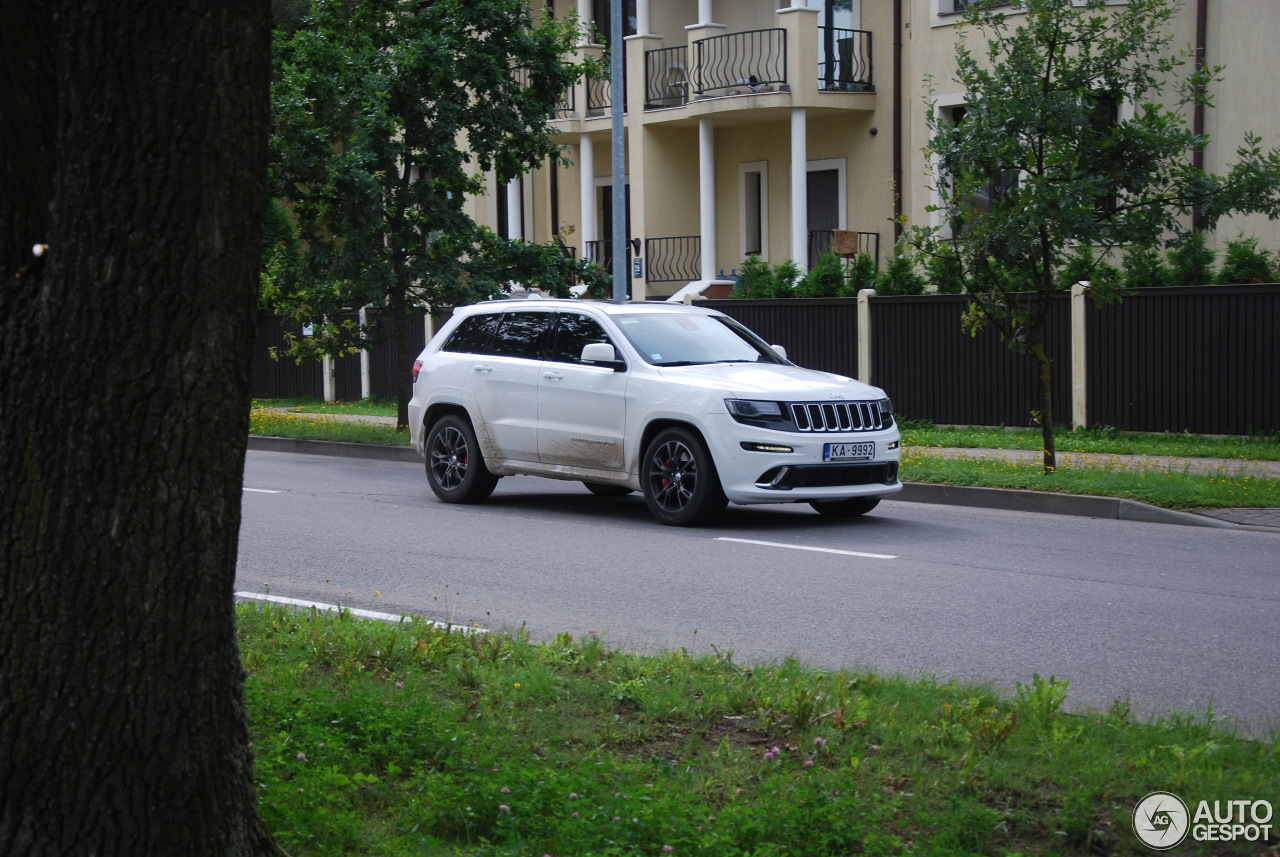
[246,436,1280,532]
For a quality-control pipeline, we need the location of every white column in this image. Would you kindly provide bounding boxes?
[577,0,594,44]
[322,357,336,402]
[699,118,717,282]
[790,107,808,272]
[579,134,596,260]
[698,0,714,27]
[637,0,651,35]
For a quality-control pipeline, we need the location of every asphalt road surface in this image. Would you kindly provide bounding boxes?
[237,450,1280,736]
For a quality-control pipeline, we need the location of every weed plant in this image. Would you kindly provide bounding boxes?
[250,405,409,446]
[239,602,1278,856]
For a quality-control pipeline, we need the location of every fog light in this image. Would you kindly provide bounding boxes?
[741,442,794,453]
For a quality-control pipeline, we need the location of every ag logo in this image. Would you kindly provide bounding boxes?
[1133,791,1190,849]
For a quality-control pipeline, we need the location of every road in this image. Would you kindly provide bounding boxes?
[236,450,1280,735]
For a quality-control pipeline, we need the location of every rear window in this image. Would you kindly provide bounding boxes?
[440,313,499,354]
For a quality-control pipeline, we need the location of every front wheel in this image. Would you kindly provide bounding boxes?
[641,428,727,526]
[424,415,499,504]
[809,497,881,518]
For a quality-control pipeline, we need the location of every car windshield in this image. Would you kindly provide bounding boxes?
[613,313,786,367]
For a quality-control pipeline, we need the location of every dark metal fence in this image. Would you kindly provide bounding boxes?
[1086,285,1279,435]
[818,27,873,92]
[870,294,1073,427]
[706,298,860,379]
[693,28,787,97]
[645,236,701,283]
[645,46,690,109]
[253,286,1280,435]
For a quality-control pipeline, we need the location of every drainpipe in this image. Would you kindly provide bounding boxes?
[1192,0,1208,232]
[892,0,903,241]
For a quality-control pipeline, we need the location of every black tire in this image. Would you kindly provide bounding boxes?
[809,497,881,518]
[583,482,634,497]
[640,427,728,526]
[424,414,499,504]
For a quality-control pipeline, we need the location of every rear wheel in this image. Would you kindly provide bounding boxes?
[583,482,633,497]
[424,415,498,504]
[641,428,727,526]
[809,497,881,518]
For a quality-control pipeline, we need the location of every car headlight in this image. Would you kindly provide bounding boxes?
[725,399,787,422]
[877,398,893,420]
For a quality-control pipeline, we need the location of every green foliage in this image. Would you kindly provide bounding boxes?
[842,250,879,295]
[239,602,1280,856]
[1056,244,1121,293]
[267,0,597,354]
[1217,235,1275,284]
[732,254,775,298]
[913,0,1280,472]
[795,251,844,298]
[875,241,927,295]
[924,243,964,294]
[1167,231,1216,287]
[1122,245,1169,289]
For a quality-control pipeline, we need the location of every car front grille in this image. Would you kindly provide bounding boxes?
[790,401,888,432]
[756,462,899,489]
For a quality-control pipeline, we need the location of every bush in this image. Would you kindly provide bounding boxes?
[1217,235,1275,284]
[796,252,845,298]
[924,244,964,294]
[1122,245,1168,289]
[1167,231,1215,287]
[1056,244,1120,293]
[875,241,927,295]
[842,251,879,296]
[733,254,775,298]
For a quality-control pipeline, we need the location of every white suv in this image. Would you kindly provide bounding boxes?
[409,298,901,526]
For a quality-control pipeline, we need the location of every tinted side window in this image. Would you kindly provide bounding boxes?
[548,313,616,364]
[441,313,499,354]
[490,311,551,360]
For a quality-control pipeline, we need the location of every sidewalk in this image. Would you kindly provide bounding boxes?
[249,411,1280,532]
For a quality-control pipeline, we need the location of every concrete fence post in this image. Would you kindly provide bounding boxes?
[1071,281,1088,429]
[857,288,876,385]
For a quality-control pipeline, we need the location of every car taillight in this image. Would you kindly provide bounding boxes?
[411,359,423,381]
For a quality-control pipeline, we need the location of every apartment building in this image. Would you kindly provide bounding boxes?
[466,0,1280,300]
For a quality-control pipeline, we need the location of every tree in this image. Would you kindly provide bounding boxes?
[269,0,603,428]
[0,2,275,855]
[917,0,1280,472]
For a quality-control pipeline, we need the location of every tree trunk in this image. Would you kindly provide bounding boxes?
[1032,340,1058,474]
[0,3,276,855]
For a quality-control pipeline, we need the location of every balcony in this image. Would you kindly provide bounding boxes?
[643,24,875,112]
[586,237,702,284]
[809,230,881,269]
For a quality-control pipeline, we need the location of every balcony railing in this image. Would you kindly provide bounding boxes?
[818,27,874,92]
[693,28,787,98]
[809,230,881,270]
[512,65,577,119]
[646,236,701,283]
[645,45,690,109]
[586,53,627,116]
[584,239,615,272]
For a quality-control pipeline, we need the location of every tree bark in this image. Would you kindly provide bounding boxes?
[0,2,276,855]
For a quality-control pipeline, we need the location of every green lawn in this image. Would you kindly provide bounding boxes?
[240,601,1279,857]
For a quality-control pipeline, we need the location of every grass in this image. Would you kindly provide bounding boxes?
[239,601,1279,857]
[251,400,410,447]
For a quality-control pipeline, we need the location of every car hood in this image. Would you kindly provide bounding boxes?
[656,363,886,400]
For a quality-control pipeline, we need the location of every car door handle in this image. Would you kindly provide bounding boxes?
[543,371,564,381]
[472,364,493,374]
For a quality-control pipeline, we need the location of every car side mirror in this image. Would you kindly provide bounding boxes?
[772,344,788,361]
[581,342,625,369]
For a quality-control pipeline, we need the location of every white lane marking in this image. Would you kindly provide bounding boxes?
[716,537,897,560]
[243,488,282,494]
[235,591,488,634]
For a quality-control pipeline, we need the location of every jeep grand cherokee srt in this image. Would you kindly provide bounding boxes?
[409,298,901,526]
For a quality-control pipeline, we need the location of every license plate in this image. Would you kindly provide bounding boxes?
[823,441,875,462]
